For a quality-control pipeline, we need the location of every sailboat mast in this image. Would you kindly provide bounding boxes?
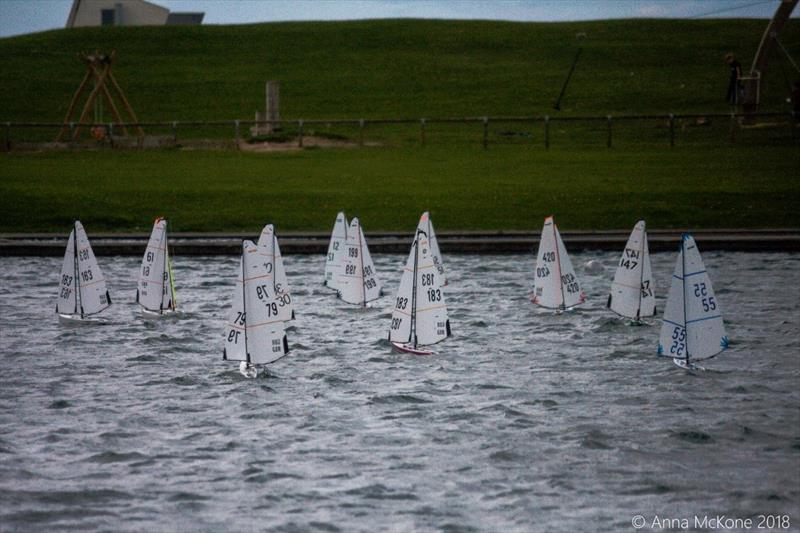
[241,243,250,364]
[552,221,565,310]
[159,221,166,314]
[358,224,366,307]
[680,237,690,364]
[410,233,420,348]
[637,226,646,320]
[74,222,82,317]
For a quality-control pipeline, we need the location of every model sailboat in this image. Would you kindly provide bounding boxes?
[418,211,446,285]
[223,241,291,378]
[257,224,294,320]
[324,212,348,290]
[532,216,586,311]
[56,221,112,322]
[336,217,382,306]
[136,217,177,316]
[657,234,729,370]
[607,220,655,322]
[389,224,451,355]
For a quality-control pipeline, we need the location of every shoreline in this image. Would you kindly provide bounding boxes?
[2,229,798,256]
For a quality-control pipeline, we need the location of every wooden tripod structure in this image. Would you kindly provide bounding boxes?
[56,51,144,142]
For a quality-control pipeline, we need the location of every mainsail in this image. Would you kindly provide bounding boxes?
[608,220,655,320]
[324,212,348,289]
[257,224,294,319]
[658,234,728,363]
[336,218,381,305]
[137,217,176,314]
[57,221,111,317]
[532,216,585,310]
[223,241,289,365]
[418,211,446,285]
[389,227,450,349]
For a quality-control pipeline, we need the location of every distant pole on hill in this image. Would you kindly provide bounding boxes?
[553,33,586,111]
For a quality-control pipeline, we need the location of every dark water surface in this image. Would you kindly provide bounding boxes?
[1,251,798,531]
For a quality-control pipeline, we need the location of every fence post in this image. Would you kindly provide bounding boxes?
[359,119,364,147]
[298,120,304,148]
[606,115,612,148]
[107,122,114,148]
[669,114,675,148]
[69,122,75,142]
[172,121,178,144]
[420,118,426,147]
[4,122,9,152]
[544,116,550,150]
[234,119,240,144]
[729,112,737,144]
[483,116,489,149]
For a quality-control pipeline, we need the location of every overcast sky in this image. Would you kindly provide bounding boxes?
[0,0,788,38]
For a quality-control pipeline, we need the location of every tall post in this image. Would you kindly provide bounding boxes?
[606,115,612,148]
[420,118,426,147]
[544,116,550,150]
[266,81,280,133]
[482,116,489,149]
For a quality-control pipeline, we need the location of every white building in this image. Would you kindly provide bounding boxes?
[66,0,204,28]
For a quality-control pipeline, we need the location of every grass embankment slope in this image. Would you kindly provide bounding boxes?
[0,19,798,233]
[1,18,798,121]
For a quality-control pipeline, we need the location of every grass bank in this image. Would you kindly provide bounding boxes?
[1,145,797,233]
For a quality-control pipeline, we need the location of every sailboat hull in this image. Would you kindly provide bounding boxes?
[140,307,178,319]
[57,313,106,325]
[391,341,434,356]
[239,362,258,379]
[673,358,706,371]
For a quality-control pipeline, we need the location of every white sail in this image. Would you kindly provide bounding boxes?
[162,244,176,311]
[223,241,289,365]
[74,222,111,316]
[336,218,381,305]
[418,211,446,285]
[257,224,294,319]
[390,228,450,347]
[608,220,656,320]
[137,218,168,313]
[533,216,585,309]
[658,234,728,362]
[56,229,77,315]
[324,212,348,289]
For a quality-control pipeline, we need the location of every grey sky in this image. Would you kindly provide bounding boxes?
[0,0,786,38]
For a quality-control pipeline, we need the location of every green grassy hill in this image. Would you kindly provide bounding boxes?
[1,19,798,123]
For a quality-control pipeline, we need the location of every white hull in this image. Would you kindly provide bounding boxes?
[140,307,178,319]
[239,362,258,379]
[673,358,706,371]
[391,341,435,356]
[57,313,107,325]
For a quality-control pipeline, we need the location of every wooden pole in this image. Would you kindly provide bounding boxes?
[72,62,110,140]
[106,71,144,138]
[56,68,93,141]
[298,120,304,148]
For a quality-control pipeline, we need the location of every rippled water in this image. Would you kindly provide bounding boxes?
[0,251,798,531]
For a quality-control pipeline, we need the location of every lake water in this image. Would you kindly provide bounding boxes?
[1,251,798,531]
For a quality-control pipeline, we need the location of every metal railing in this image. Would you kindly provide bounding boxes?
[3,111,797,151]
